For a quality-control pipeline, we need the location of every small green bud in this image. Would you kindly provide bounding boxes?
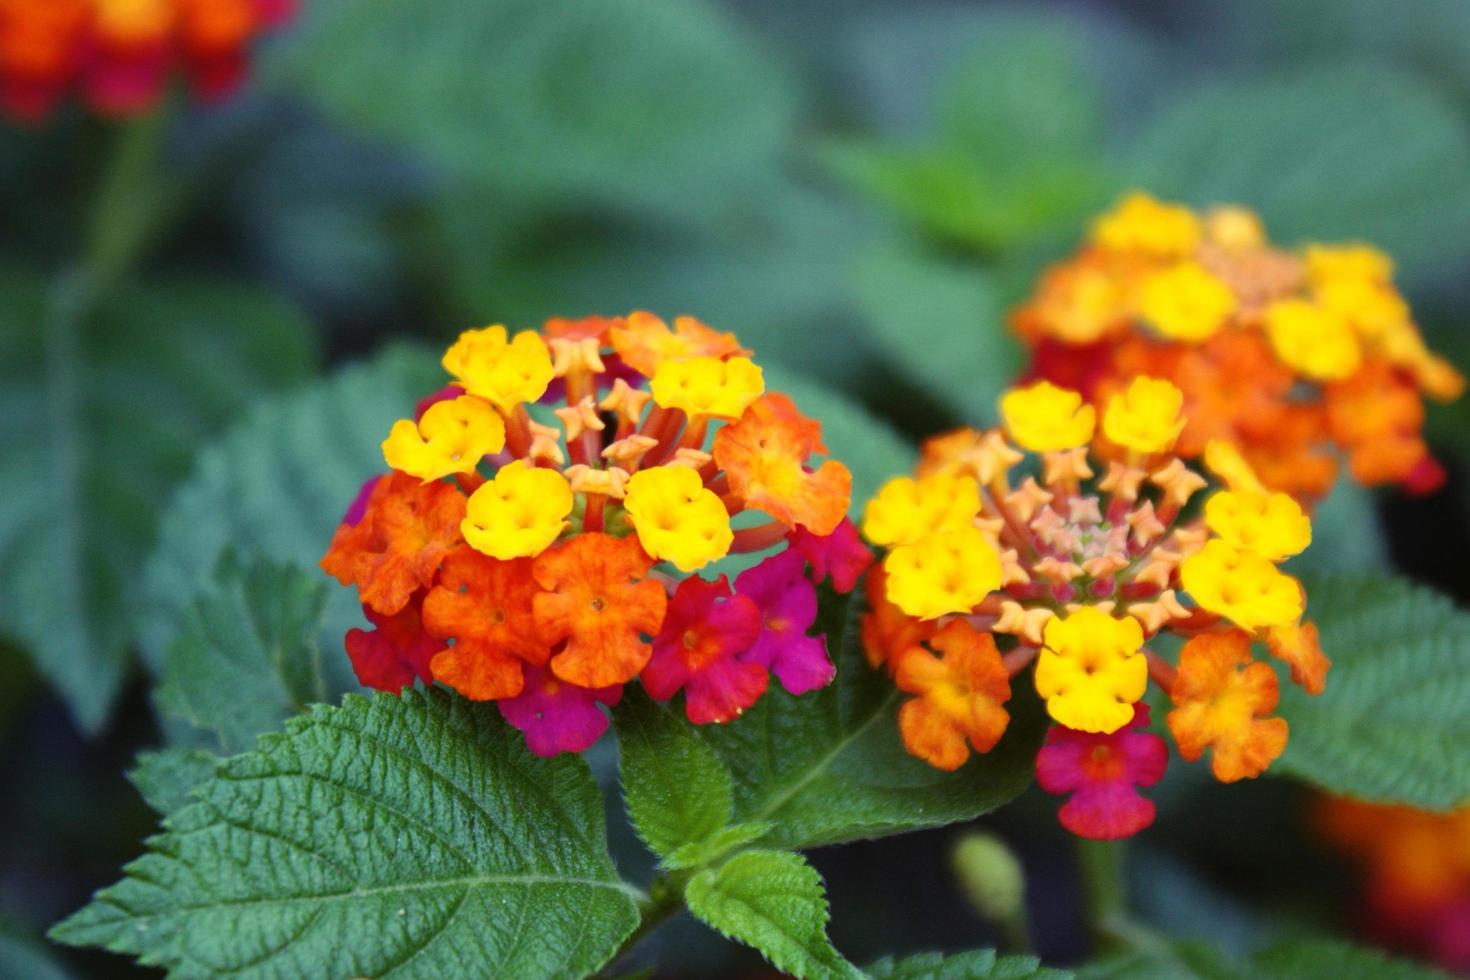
[952,832,1026,925]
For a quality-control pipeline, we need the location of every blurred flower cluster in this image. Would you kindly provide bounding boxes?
[1013,193,1464,501]
[1318,797,1470,973]
[0,0,293,120]
[860,376,1326,839]
[321,314,870,756]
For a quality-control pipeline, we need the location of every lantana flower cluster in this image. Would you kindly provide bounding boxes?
[0,0,293,120]
[321,314,871,757]
[861,376,1329,840]
[1317,797,1470,972]
[1012,192,1464,501]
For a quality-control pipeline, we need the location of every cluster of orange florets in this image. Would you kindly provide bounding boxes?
[1012,193,1464,501]
[320,314,871,756]
[0,0,293,120]
[859,377,1329,839]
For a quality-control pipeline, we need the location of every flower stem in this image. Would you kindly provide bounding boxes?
[603,870,689,974]
[1076,838,1128,951]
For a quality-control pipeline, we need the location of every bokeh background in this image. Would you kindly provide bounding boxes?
[3,0,1470,975]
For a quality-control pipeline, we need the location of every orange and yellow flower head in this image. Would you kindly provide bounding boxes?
[0,0,293,120]
[860,377,1329,840]
[321,313,869,757]
[1012,192,1463,500]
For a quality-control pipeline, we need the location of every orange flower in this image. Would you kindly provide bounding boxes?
[859,564,936,673]
[894,620,1011,771]
[320,473,465,616]
[422,548,549,701]
[1326,359,1432,486]
[1266,620,1331,696]
[532,533,668,688]
[1167,630,1288,782]
[609,311,749,377]
[712,392,853,535]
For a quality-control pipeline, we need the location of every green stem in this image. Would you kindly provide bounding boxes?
[603,870,690,975]
[1076,838,1128,952]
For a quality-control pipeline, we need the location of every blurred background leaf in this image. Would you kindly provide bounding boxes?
[0,274,314,733]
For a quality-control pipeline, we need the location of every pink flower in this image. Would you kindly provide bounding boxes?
[643,575,765,724]
[788,517,872,594]
[342,474,385,527]
[734,549,834,695]
[344,597,439,692]
[498,663,622,757]
[1035,703,1168,840]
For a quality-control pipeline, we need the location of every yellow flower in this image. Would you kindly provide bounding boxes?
[1314,277,1410,341]
[863,472,982,548]
[623,466,732,572]
[443,325,555,411]
[999,381,1096,452]
[462,460,573,559]
[1304,243,1393,286]
[1035,608,1146,734]
[1180,540,1303,631]
[1204,206,1266,250]
[1202,440,1266,494]
[1264,299,1362,381]
[882,525,1001,621]
[381,395,506,483]
[1204,490,1311,562]
[1102,376,1185,454]
[649,355,764,419]
[1138,262,1237,342]
[1091,192,1201,258]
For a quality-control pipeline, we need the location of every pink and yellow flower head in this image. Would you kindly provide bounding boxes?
[321,313,867,756]
[1013,192,1463,500]
[860,376,1328,839]
[0,0,294,120]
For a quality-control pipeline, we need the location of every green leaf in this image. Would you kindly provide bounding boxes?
[616,687,735,864]
[128,748,220,816]
[868,949,1070,979]
[140,345,443,697]
[270,0,794,221]
[1080,937,1445,980]
[51,689,640,978]
[1250,937,1447,978]
[685,850,858,980]
[1276,575,1470,808]
[155,556,328,754]
[852,246,1019,424]
[699,587,1045,850]
[663,822,775,872]
[1127,63,1470,280]
[825,10,1117,253]
[0,272,315,732]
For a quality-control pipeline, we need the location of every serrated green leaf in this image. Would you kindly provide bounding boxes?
[1127,63,1470,280]
[868,949,1070,980]
[698,587,1045,850]
[852,246,1019,424]
[128,748,221,816]
[616,687,735,864]
[51,689,639,978]
[156,555,328,754]
[140,346,443,699]
[1250,937,1447,978]
[0,272,315,732]
[269,0,794,222]
[1274,575,1470,808]
[1079,936,1445,980]
[685,849,859,980]
[663,821,775,872]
